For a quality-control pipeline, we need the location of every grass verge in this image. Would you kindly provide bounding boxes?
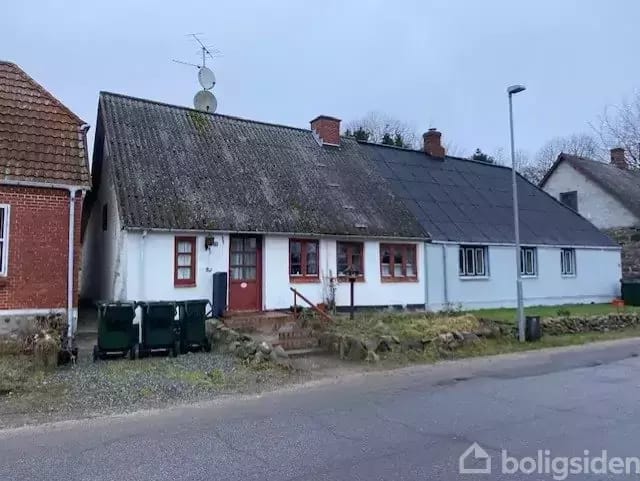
[468,303,640,323]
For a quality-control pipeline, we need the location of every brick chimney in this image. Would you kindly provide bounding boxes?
[610,147,627,170]
[423,128,445,158]
[310,115,341,146]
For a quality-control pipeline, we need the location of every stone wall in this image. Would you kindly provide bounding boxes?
[0,311,68,338]
[542,313,640,335]
[605,227,640,279]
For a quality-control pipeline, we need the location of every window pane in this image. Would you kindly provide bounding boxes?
[177,254,191,266]
[243,267,256,280]
[406,263,415,277]
[393,249,403,265]
[352,254,362,273]
[231,238,243,251]
[381,248,390,264]
[178,241,192,254]
[290,263,302,275]
[0,240,3,271]
[231,267,243,280]
[466,248,475,275]
[177,267,191,280]
[0,208,4,237]
[307,242,317,255]
[381,264,391,276]
[393,264,403,277]
[243,252,257,266]
[475,248,485,275]
[246,237,257,250]
[231,253,243,266]
[290,241,301,267]
[459,248,465,275]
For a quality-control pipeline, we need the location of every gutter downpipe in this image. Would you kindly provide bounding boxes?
[441,244,449,308]
[67,189,80,340]
[423,242,429,310]
[140,230,148,300]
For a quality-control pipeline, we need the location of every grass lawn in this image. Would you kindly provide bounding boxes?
[467,303,640,323]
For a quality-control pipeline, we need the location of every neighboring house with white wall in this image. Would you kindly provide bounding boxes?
[82,92,620,315]
[541,149,640,278]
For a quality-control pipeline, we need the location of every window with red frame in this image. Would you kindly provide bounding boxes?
[289,239,319,279]
[380,244,417,280]
[337,241,364,278]
[174,237,196,286]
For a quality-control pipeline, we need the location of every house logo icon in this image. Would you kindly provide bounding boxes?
[459,442,491,474]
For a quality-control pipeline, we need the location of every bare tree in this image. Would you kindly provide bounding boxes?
[518,133,601,184]
[593,91,640,167]
[344,111,419,148]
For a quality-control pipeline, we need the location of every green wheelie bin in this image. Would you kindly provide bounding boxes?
[177,299,212,353]
[137,301,180,358]
[93,302,139,362]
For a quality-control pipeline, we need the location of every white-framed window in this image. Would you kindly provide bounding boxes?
[520,247,537,277]
[0,205,9,276]
[561,248,576,276]
[459,245,488,277]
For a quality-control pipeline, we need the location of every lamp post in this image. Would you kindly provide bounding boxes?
[508,84,526,342]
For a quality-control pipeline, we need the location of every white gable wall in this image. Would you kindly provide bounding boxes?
[426,243,621,310]
[542,161,639,229]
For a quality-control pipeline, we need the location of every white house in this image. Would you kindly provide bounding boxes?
[81,92,621,316]
[540,149,640,278]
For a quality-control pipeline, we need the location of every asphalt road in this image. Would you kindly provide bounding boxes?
[2,339,640,481]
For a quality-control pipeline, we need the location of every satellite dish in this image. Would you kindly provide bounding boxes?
[194,90,217,112]
[198,66,216,90]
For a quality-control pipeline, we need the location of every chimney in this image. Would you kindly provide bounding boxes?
[423,128,445,158]
[310,115,341,146]
[610,147,627,170]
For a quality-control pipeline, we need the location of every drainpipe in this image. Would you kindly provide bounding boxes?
[423,242,429,310]
[67,189,79,340]
[140,230,147,300]
[441,244,449,308]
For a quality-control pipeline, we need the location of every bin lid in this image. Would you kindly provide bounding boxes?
[177,299,210,305]
[96,301,136,308]
[136,301,177,307]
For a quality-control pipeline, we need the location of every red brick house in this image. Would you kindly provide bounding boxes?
[0,61,90,339]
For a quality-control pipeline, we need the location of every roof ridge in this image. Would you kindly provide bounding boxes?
[1,61,86,126]
[359,140,511,170]
[99,91,316,135]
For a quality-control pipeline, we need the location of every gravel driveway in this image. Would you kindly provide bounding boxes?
[0,349,309,428]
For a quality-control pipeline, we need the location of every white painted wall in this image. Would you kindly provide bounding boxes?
[426,243,622,310]
[542,162,638,229]
[263,236,425,310]
[125,232,229,305]
[80,151,126,301]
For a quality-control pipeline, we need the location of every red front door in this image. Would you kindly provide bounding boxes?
[228,235,262,311]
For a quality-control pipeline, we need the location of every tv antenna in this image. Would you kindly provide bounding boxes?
[172,33,221,112]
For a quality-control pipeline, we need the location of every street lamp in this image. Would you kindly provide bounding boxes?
[508,84,526,342]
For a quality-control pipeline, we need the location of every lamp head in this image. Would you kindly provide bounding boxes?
[507,85,526,95]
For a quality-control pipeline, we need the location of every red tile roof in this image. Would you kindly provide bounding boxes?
[0,61,90,187]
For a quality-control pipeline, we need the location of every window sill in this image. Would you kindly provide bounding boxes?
[459,275,490,280]
[561,274,577,278]
[174,283,197,288]
[521,275,538,279]
[290,276,321,284]
[381,277,418,283]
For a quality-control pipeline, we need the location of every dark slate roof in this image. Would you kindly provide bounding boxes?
[96,92,426,238]
[0,61,90,187]
[541,153,640,220]
[360,144,617,247]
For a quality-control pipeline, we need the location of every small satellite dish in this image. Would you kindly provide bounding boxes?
[198,66,216,90]
[194,90,217,112]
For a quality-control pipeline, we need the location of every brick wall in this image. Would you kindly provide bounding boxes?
[0,185,83,310]
[605,227,640,279]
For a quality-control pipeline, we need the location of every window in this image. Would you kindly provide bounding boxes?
[561,248,576,276]
[459,245,488,277]
[337,241,364,279]
[520,247,537,277]
[289,239,319,279]
[0,205,9,276]
[230,237,257,281]
[560,191,578,212]
[380,244,417,280]
[174,237,196,286]
[102,203,108,232]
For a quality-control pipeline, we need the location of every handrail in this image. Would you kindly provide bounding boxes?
[290,287,334,323]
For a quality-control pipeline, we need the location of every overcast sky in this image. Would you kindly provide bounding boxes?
[3,0,639,161]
